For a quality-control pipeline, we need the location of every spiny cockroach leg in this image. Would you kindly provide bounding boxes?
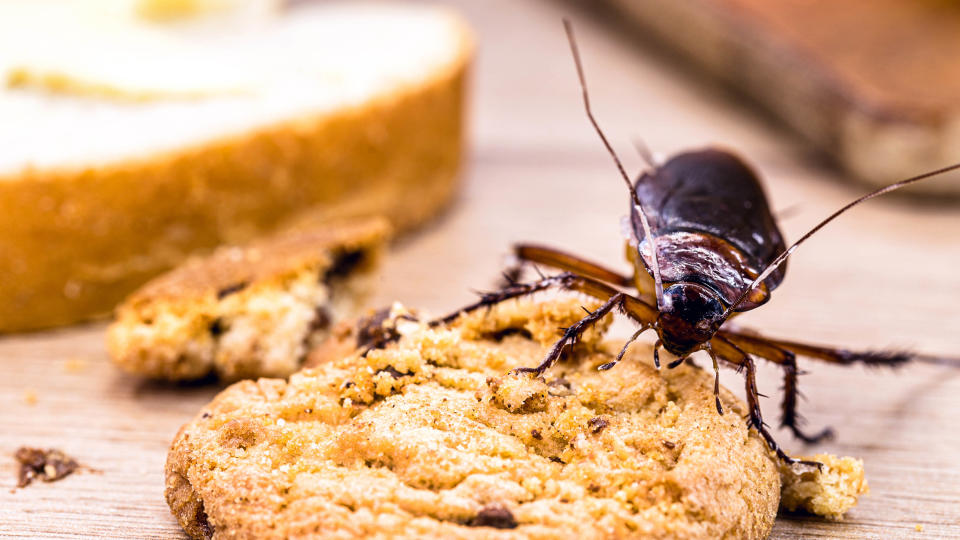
[719,330,838,443]
[652,339,662,368]
[431,272,582,327]
[755,336,912,368]
[513,287,657,376]
[713,336,823,469]
[433,271,658,330]
[781,356,835,443]
[514,292,626,377]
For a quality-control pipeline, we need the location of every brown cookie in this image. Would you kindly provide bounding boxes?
[107,217,388,381]
[166,297,784,539]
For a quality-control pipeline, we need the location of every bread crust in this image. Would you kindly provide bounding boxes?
[0,20,471,332]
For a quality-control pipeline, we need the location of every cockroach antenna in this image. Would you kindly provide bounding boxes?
[721,161,960,321]
[563,18,665,309]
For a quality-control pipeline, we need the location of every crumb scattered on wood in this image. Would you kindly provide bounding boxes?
[15,447,79,488]
[22,389,37,405]
[62,357,88,373]
[779,453,868,520]
[916,524,924,532]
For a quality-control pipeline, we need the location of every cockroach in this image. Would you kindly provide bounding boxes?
[431,20,960,466]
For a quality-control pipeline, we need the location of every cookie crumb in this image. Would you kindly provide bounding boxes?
[22,389,37,405]
[915,524,924,532]
[779,453,868,520]
[62,357,88,373]
[467,503,517,529]
[487,374,548,413]
[14,447,79,488]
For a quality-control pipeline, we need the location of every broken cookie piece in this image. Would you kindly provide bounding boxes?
[779,453,869,520]
[15,447,79,488]
[107,217,388,381]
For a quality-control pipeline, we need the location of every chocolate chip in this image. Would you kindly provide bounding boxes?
[466,503,518,529]
[376,365,411,379]
[216,282,248,299]
[587,416,609,434]
[531,429,542,440]
[310,306,332,333]
[297,306,334,366]
[486,327,533,341]
[549,456,565,464]
[355,307,399,352]
[14,447,79,488]
[323,250,366,284]
[209,317,226,337]
[662,440,676,449]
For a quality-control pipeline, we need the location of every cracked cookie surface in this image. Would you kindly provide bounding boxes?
[165,298,780,539]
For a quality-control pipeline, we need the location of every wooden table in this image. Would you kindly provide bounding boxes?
[2,0,958,537]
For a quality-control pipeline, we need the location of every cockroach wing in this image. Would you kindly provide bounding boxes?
[630,149,787,310]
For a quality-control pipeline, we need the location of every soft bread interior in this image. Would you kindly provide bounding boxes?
[0,0,467,172]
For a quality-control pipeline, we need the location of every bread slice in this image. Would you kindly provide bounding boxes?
[604,0,960,193]
[0,1,471,332]
[107,216,388,381]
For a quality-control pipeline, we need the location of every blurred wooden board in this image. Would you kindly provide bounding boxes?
[1,0,959,537]
[603,0,960,193]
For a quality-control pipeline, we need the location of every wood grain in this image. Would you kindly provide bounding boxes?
[2,0,958,537]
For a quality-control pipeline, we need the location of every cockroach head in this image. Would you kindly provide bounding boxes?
[657,283,724,355]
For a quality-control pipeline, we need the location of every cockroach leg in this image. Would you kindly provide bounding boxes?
[666,356,687,369]
[719,331,835,443]
[704,343,724,415]
[504,244,634,288]
[652,339,662,368]
[718,331,835,443]
[780,356,835,443]
[741,334,912,368]
[428,270,659,377]
[514,292,627,377]
[512,287,658,377]
[432,271,658,329]
[712,336,823,469]
[599,327,648,371]
[432,272,579,327]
